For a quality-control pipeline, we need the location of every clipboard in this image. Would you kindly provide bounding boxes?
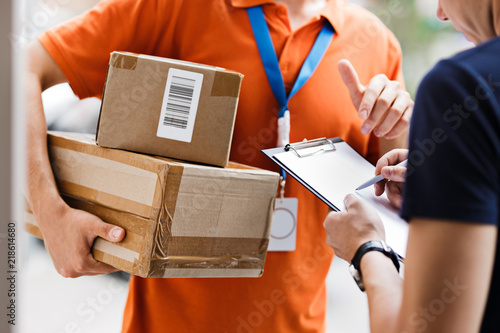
[262,137,409,255]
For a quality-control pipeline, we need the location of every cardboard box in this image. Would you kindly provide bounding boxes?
[96,51,243,167]
[25,132,280,278]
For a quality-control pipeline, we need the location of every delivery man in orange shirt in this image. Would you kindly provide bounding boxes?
[25,0,413,332]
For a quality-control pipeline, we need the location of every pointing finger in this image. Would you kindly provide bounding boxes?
[358,74,388,134]
[338,59,365,117]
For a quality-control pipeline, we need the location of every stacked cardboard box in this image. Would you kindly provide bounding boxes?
[26,53,279,278]
[26,132,280,278]
[97,51,243,167]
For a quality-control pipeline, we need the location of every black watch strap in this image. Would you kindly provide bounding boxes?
[350,240,402,291]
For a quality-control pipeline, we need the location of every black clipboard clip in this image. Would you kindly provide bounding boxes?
[284,137,336,158]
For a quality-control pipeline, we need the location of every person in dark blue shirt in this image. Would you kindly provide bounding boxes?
[323,1,500,332]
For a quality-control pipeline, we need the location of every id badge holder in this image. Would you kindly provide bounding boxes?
[268,177,298,252]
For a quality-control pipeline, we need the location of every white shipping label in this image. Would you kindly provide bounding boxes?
[268,198,298,252]
[157,68,203,143]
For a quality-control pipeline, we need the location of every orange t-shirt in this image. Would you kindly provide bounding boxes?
[39,0,404,332]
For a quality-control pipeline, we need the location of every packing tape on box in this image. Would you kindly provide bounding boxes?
[109,51,241,98]
[110,52,138,70]
[211,71,241,98]
[147,163,268,277]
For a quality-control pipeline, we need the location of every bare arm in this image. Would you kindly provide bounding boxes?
[325,197,496,333]
[360,251,403,333]
[360,220,495,333]
[25,41,66,213]
[398,219,495,332]
[25,40,125,277]
[324,194,403,333]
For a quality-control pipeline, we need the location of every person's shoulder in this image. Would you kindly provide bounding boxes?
[418,56,477,97]
[340,1,400,47]
[452,36,500,64]
[420,38,500,97]
[341,1,391,32]
[441,37,500,80]
[342,1,380,20]
[98,0,186,14]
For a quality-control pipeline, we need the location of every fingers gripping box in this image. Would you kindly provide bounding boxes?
[96,52,243,167]
[25,132,280,278]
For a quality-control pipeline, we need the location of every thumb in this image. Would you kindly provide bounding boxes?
[90,218,125,243]
[338,59,365,115]
[343,193,360,211]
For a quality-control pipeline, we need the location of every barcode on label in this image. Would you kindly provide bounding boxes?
[163,76,195,129]
[157,68,203,143]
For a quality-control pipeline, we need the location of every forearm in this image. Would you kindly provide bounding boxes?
[25,71,67,225]
[360,251,403,333]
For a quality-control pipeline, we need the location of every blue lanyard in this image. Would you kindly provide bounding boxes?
[247,5,335,118]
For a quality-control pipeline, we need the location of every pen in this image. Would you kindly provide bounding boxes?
[355,159,408,191]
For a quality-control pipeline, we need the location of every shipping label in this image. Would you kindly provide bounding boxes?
[157,68,203,143]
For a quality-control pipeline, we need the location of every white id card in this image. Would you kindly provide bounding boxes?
[268,198,298,252]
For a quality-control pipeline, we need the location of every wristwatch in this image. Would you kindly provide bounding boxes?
[349,240,403,292]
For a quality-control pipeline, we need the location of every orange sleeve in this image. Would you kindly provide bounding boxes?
[38,0,181,99]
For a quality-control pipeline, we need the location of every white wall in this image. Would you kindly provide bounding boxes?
[1,1,25,332]
[0,0,15,332]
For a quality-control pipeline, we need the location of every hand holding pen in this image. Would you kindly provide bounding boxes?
[356,149,409,209]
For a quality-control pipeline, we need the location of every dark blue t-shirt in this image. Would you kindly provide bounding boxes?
[401,36,500,331]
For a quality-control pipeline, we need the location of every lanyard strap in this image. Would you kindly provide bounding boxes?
[247,5,335,118]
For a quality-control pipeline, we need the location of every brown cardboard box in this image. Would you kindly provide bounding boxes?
[96,51,243,167]
[25,131,280,278]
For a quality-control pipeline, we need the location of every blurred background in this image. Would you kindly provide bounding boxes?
[18,0,474,332]
[353,0,473,95]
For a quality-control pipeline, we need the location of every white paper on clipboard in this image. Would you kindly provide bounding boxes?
[269,139,409,255]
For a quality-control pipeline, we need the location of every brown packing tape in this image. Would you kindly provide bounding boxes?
[150,163,184,266]
[169,166,278,239]
[147,162,272,276]
[148,236,269,276]
[93,249,136,274]
[148,252,266,277]
[226,161,261,170]
[48,131,167,220]
[211,71,243,98]
[49,132,165,174]
[159,268,263,278]
[109,52,138,70]
[162,236,267,257]
[58,181,157,219]
[164,164,184,221]
[25,222,43,239]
